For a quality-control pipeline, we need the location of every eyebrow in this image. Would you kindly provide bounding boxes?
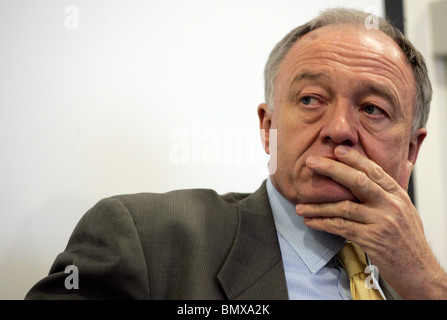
[290,71,330,85]
[288,72,332,98]
[356,81,398,107]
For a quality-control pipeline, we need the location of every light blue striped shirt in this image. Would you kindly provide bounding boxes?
[266,177,352,300]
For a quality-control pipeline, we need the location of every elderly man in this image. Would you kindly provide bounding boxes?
[26,8,447,300]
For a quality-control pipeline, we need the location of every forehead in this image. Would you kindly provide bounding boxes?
[275,24,415,100]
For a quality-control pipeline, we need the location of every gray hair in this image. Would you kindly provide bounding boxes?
[264,8,432,131]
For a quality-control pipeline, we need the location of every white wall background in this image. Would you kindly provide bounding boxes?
[11,0,447,300]
[404,0,447,276]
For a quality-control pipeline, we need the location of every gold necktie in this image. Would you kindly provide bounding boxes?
[337,241,383,300]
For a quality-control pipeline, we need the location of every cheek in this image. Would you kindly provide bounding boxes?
[364,133,409,182]
[276,119,318,162]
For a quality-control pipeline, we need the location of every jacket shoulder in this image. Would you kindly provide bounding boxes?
[112,187,251,205]
[106,188,249,298]
[110,188,250,222]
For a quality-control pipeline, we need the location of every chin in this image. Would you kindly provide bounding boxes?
[299,180,357,204]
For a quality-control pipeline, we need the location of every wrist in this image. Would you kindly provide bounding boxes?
[401,260,447,300]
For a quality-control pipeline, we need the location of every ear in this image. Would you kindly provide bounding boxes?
[402,128,427,189]
[257,103,272,154]
[408,128,427,165]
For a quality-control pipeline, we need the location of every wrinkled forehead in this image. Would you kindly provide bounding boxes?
[275,23,416,105]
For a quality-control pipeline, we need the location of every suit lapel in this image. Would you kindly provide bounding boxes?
[380,277,403,300]
[217,181,289,300]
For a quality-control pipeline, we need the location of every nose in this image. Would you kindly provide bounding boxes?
[319,100,359,146]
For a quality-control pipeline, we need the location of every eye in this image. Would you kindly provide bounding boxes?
[300,96,320,106]
[362,104,385,116]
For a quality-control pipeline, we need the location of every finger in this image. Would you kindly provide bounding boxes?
[334,146,401,195]
[302,216,362,240]
[306,156,384,204]
[296,201,376,224]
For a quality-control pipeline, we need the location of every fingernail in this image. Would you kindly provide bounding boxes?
[336,146,348,156]
[307,156,320,166]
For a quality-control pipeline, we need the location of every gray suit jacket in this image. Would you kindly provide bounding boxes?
[25,181,402,299]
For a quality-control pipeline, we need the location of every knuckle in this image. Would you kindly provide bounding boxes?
[382,213,394,224]
[382,212,402,231]
[338,200,364,221]
[337,200,351,211]
[355,171,369,188]
[332,217,346,229]
[370,164,384,181]
[327,216,357,239]
[338,200,354,217]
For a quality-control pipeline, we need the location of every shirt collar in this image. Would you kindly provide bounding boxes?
[266,176,346,274]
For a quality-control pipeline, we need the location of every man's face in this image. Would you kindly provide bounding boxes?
[259,24,426,204]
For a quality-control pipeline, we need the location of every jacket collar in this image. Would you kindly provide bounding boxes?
[216,180,289,300]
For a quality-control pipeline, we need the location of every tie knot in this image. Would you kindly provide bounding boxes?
[337,241,367,278]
